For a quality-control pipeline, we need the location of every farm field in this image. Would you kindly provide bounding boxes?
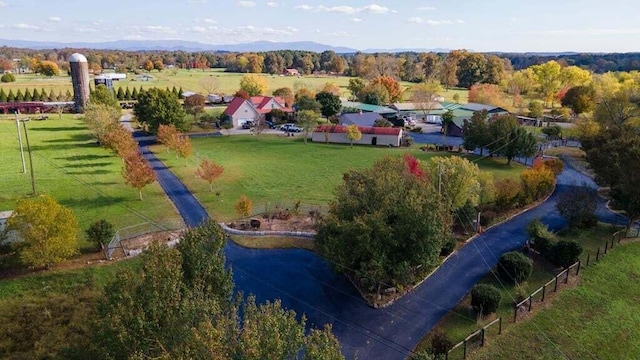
[0,115,179,250]
[150,134,524,222]
[0,68,469,103]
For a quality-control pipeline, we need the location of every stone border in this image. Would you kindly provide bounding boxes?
[218,223,316,239]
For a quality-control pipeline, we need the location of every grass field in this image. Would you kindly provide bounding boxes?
[0,68,469,103]
[150,135,524,221]
[0,115,180,250]
[416,223,621,358]
[468,240,640,360]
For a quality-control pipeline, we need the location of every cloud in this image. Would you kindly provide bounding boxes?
[128,25,177,35]
[266,1,278,7]
[351,17,362,22]
[529,28,640,36]
[418,6,436,10]
[188,0,208,3]
[48,16,62,22]
[237,1,256,7]
[74,28,98,33]
[190,26,208,33]
[324,30,352,37]
[0,1,6,7]
[407,17,462,25]
[12,23,40,30]
[203,18,217,24]
[296,3,390,14]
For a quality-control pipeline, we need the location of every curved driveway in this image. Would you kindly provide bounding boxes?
[137,129,626,360]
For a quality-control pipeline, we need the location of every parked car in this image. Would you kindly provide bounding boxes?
[242,120,255,129]
[279,123,302,132]
[264,120,276,129]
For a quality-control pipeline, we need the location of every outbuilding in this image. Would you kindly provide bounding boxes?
[312,125,403,147]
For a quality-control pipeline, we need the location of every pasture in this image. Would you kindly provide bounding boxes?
[150,134,523,222]
[0,68,469,103]
[0,115,179,250]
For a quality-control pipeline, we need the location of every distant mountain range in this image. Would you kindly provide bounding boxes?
[0,38,456,54]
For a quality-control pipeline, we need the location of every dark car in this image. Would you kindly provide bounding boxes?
[265,120,276,129]
[242,120,255,129]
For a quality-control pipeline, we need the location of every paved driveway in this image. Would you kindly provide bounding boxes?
[136,129,625,359]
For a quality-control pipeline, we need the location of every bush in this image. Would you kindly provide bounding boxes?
[440,237,457,256]
[471,284,501,315]
[497,251,533,283]
[1,73,16,83]
[86,219,115,250]
[479,210,498,226]
[541,125,562,138]
[430,331,453,356]
[549,240,583,268]
[542,158,564,175]
[494,178,522,210]
[520,166,555,204]
[556,185,598,229]
[526,218,555,256]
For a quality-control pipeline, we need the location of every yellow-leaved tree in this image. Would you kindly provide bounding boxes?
[345,124,362,147]
[7,194,79,269]
[235,195,253,218]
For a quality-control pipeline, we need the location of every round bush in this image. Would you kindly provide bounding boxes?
[471,284,501,315]
[430,331,453,355]
[1,73,16,83]
[440,237,457,256]
[497,251,533,283]
[550,240,583,268]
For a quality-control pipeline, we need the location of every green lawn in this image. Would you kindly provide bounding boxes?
[1,69,468,102]
[469,241,640,360]
[151,135,524,221]
[0,115,180,250]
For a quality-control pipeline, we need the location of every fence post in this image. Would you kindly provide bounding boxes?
[528,295,533,311]
[463,340,467,359]
[554,275,559,292]
[499,317,502,334]
[514,303,518,323]
[576,260,581,276]
[565,269,570,284]
[604,241,608,254]
[586,253,590,267]
[481,328,485,347]
[596,247,600,261]
[542,284,546,302]
[611,236,614,249]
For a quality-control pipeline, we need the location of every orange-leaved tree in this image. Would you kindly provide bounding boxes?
[157,124,180,153]
[235,195,253,218]
[371,75,403,103]
[195,159,224,192]
[174,136,193,166]
[101,124,137,159]
[122,152,156,200]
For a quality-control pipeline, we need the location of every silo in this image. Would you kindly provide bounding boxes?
[69,53,90,113]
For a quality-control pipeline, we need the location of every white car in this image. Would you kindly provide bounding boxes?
[279,123,302,132]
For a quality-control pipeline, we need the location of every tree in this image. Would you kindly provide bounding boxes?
[315,91,342,117]
[593,90,640,129]
[122,152,156,200]
[371,75,403,102]
[272,87,295,107]
[101,123,137,158]
[195,159,224,192]
[84,103,121,143]
[235,195,253,218]
[344,124,362,147]
[298,109,320,144]
[239,74,268,96]
[468,83,506,108]
[556,185,598,229]
[7,194,78,269]
[38,60,59,76]
[488,114,537,164]
[360,83,390,105]
[411,80,444,120]
[497,251,532,283]
[582,126,640,229]
[86,219,115,251]
[462,110,492,154]
[456,53,487,88]
[321,82,341,96]
[0,88,6,102]
[561,86,595,115]
[425,156,481,211]
[184,94,206,123]
[1,73,16,82]
[520,164,555,203]
[528,101,544,119]
[199,77,219,95]
[153,59,164,72]
[90,84,119,108]
[347,78,366,100]
[157,124,180,153]
[531,60,562,107]
[295,94,321,113]
[134,88,188,133]
[471,284,501,315]
[174,136,193,166]
[143,60,154,72]
[315,156,450,293]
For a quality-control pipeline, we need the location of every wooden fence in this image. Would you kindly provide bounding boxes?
[446,318,502,360]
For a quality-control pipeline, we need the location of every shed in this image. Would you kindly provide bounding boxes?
[339,112,384,127]
[312,125,403,147]
[460,103,509,115]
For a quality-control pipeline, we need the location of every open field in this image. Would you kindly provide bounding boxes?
[0,69,469,103]
[150,135,524,222]
[468,241,640,360]
[0,115,179,250]
[416,223,621,358]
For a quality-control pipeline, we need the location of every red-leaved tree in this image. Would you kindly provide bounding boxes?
[157,124,180,153]
[122,152,156,200]
[195,159,224,192]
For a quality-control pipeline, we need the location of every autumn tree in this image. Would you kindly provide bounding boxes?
[359,83,390,105]
[315,156,450,294]
[239,74,268,96]
[528,101,544,119]
[426,156,482,211]
[195,159,224,192]
[157,123,180,153]
[199,77,219,95]
[371,75,403,102]
[272,87,295,107]
[531,60,562,107]
[347,78,366,100]
[561,86,596,115]
[174,136,193,166]
[143,60,154,72]
[468,83,506,108]
[84,103,121,143]
[235,195,253,218]
[153,59,164,72]
[38,60,59,76]
[122,152,156,200]
[134,88,188,133]
[592,90,640,129]
[183,94,206,123]
[298,109,320,144]
[315,91,342,117]
[7,194,78,269]
[345,124,362,147]
[411,80,444,120]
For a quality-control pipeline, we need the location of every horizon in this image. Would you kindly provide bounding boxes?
[0,0,638,53]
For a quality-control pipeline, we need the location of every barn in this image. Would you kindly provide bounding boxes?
[312,125,403,147]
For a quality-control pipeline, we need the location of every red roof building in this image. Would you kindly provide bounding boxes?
[312,125,403,147]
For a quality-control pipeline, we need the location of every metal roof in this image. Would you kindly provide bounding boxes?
[341,101,397,114]
[391,102,443,111]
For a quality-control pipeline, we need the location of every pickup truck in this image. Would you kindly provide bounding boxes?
[279,123,302,132]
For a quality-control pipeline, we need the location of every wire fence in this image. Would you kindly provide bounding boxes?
[105,218,185,260]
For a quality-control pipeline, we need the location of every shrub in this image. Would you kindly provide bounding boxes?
[479,210,498,226]
[430,331,454,356]
[541,125,562,138]
[526,218,555,256]
[520,166,555,204]
[556,185,598,229]
[1,73,16,83]
[497,251,533,283]
[515,283,529,303]
[440,237,457,256]
[85,219,115,250]
[542,158,564,175]
[549,240,583,268]
[494,178,521,210]
[471,284,501,315]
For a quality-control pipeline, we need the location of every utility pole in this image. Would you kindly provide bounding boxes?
[21,119,36,195]
[15,111,26,173]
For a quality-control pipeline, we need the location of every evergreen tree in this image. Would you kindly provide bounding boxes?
[7,89,15,102]
[0,88,6,102]
[48,89,55,101]
[23,88,32,101]
[131,87,138,100]
[171,86,178,97]
[15,89,24,101]
[32,88,40,101]
[41,88,48,101]
[138,86,145,97]
[124,87,132,100]
[178,87,184,99]
[116,87,124,100]
[65,89,72,101]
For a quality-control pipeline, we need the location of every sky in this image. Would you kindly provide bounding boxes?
[0,0,639,52]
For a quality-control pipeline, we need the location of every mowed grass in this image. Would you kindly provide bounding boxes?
[1,69,468,102]
[150,135,524,221]
[469,241,640,360]
[0,115,180,250]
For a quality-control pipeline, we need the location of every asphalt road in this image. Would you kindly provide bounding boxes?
[135,128,626,360]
